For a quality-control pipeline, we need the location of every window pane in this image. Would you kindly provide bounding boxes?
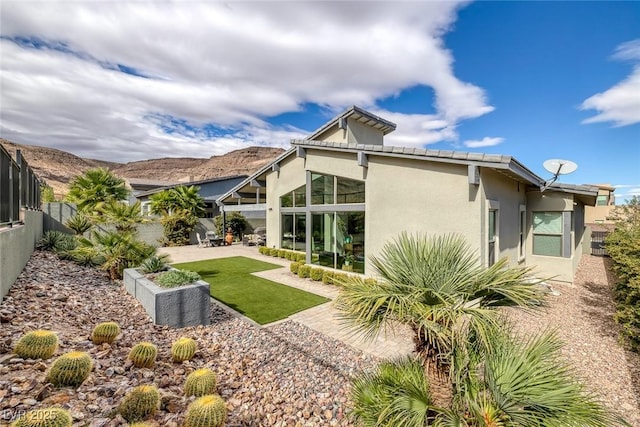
[337,177,365,204]
[533,235,562,256]
[294,214,306,251]
[596,195,608,206]
[280,192,293,208]
[281,214,294,249]
[311,173,334,205]
[294,184,306,207]
[312,213,336,267]
[488,210,497,240]
[533,212,562,234]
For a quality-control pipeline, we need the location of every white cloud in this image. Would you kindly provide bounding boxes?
[0,0,492,162]
[580,39,640,127]
[463,137,505,148]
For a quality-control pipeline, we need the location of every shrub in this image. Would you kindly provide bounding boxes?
[14,330,58,359]
[184,394,227,427]
[258,246,268,255]
[156,269,201,288]
[310,268,324,281]
[296,253,306,263]
[128,342,158,368]
[91,322,121,345]
[364,278,378,286]
[322,271,335,285]
[65,213,92,235]
[269,248,279,257]
[298,265,311,279]
[332,272,350,287]
[290,262,301,274]
[139,255,169,274]
[277,249,286,258]
[11,407,72,427]
[184,368,217,397]
[46,351,93,387]
[118,384,160,422]
[171,337,197,362]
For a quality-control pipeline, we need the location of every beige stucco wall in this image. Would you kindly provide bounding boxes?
[347,118,384,145]
[525,191,576,283]
[480,169,527,265]
[314,126,347,144]
[585,205,615,224]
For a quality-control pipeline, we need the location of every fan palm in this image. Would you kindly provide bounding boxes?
[98,200,148,233]
[66,168,128,213]
[150,185,205,246]
[335,233,545,368]
[85,230,155,279]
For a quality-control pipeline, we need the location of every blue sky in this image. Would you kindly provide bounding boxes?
[1,1,638,201]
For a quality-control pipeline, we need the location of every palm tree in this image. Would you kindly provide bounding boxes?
[81,230,155,279]
[98,200,148,233]
[66,168,129,214]
[336,233,543,369]
[150,185,205,246]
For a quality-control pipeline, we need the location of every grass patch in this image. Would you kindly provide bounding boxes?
[173,256,330,324]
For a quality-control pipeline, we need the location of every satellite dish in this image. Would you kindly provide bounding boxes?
[540,158,578,192]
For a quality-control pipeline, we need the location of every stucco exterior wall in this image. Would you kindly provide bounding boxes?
[0,210,43,299]
[315,126,347,144]
[525,191,576,283]
[480,169,527,265]
[347,118,384,145]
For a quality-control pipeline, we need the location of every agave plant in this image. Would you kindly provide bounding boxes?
[139,255,170,273]
[65,213,93,235]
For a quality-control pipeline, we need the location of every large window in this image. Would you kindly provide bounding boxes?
[281,213,306,250]
[532,212,563,256]
[311,212,365,274]
[280,184,306,208]
[311,173,365,205]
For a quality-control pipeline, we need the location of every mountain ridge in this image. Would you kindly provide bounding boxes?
[0,139,284,198]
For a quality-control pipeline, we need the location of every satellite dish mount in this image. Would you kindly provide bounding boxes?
[540,159,578,192]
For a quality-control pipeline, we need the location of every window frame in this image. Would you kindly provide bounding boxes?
[532,211,564,257]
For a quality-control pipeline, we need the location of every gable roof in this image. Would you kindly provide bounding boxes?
[136,174,247,198]
[306,105,397,141]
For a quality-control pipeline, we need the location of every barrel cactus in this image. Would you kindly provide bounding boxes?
[118,384,160,422]
[91,321,120,344]
[128,342,157,368]
[11,407,72,427]
[171,337,197,362]
[13,330,58,359]
[46,351,93,387]
[184,394,227,427]
[128,423,154,427]
[184,368,217,397]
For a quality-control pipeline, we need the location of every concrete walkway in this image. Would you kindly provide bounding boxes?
[158,244,413,359]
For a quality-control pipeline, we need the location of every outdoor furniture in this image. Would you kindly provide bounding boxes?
[205,231,224,247]
[196,233,210,248]
[243,233,264,246]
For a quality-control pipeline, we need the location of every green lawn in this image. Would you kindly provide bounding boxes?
[173,256,330,325]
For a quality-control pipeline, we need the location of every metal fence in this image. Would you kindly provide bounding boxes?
[590,230,609,257]
[0,145,41,227]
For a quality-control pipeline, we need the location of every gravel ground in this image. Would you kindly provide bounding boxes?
[506,254,640,426]
[0,250,377,426]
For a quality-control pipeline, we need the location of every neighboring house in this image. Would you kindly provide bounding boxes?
[126,178,181,209]
[136,175,247,218]
[584,184,616,224]
[218,106,597,283]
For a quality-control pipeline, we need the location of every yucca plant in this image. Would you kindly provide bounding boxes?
[39,231,68,251]
[65,213,92,235]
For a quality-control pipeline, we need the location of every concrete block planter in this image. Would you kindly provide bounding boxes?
[123,268,210,328]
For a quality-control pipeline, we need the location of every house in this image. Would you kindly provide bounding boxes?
[584,183,616,225]
[217,106,597,283]
[135,175,247,218]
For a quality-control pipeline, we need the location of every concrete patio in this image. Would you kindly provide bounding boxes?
[158,243,413,359]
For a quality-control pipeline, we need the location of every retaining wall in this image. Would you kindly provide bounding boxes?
[0,210,43,299]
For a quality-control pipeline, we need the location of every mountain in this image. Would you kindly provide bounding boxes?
[0,139,284,198]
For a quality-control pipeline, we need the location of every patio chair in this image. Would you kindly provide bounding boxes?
[196,233,210,248]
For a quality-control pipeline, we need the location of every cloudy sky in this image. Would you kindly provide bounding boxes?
[1,1,639,200]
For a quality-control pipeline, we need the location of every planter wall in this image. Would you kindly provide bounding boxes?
[123,268,210,328]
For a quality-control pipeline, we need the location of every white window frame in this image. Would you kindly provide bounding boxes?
[487,200,500,267]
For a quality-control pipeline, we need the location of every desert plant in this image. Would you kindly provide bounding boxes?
[290,262,300,274]
[128,423,154,427]
[118,384,160,422]
[53,234,78,260]
[46,351,92,387]
[13,330,58,359]
[67,244,104,267]
[350,356,432,426]
[322,271,335,285]
[184,368,217,397]
[297,264,311,279]
[156,269,201,288]
[128,342,158,368]
[11,407,72,427]
[83,230,156,280]
[65,168,129,214]
[65,213,92,235]
[310,268,324,281]
[40,184,57,203]
[171,337,197,362]
[295,253,306,263]
[364,278,378,286]
[183,394,227,427]
[151,185,205,246]
[91,321,120,345]
[139,255,170,274]
[268,248,278,256]
[98,199,148,233]
[40,231,68,251]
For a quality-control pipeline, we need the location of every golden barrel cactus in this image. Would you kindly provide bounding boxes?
[184,394,227,427]
[171,337,197,362]
[13,330,58,359]
[184,368,217,397]
[46,351,93,387]
[11,407,72,427]
[118,384,160,422]
[128,342,157,368]
[91,321,120,344]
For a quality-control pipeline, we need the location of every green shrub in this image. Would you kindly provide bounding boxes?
[65,213,92,235]
[40,230,69,251]
[156,269,201,288]
[332,272,350,287]
[296,253,306,263]
[322,271,335,285]
[258,246,267,255]
[290,262,301,274]
[277,249,286,258]
[298,265,311,279]
[269,248,279,257]
[310,268,324,281]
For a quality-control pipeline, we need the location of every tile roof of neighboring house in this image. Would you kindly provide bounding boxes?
[135,174,247,198]
[126,178,180,187]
